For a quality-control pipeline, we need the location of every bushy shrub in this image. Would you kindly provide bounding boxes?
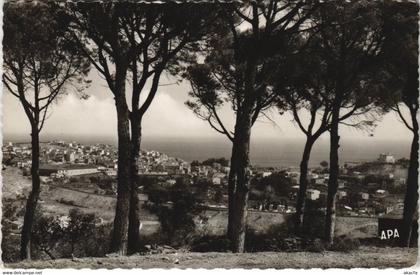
[191,235,231,252]
[306,238,326,252]
[330,235,360,252]
[278,237,304,251]
[1,234,21,263]
[145,179,201,248]
[65,208,96,257]
[138,232,166,248]
[84,223,112,257]
[245,228,281,252]
[242,220,330,253]
[32,213,65,259]
[2,198,30,262]
[245,223,303,252]
[30,208,108,260]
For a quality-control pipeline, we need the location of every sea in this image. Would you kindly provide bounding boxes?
[4,134,412,169]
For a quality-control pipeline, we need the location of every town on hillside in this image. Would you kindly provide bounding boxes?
[3,141,409,218]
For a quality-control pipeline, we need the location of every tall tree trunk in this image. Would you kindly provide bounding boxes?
[231,111,253,253]
[227,163,235,240]
[20,125,41,260]
[128,113,142,253]
[227,133,238,241]
[325,106,340,245]
[294,136,316,235]
[110,74,132,255]
[229,9,258,251]
[400,107,419,247]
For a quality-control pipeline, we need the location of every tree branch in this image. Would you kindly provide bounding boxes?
[210,106,234,141]
[395,104,414,132]
[292,106,309,135]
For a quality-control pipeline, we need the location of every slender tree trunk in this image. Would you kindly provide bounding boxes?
[294,136,315,234]
[128,113,142,253]
[20,125,41,260]
[227,134,238,241]
[110,73,132,255]
[229,12,258,251]
[227,163,236,240]
[231,111,253,253]
[325,105,340,245]
[400,107,419,247]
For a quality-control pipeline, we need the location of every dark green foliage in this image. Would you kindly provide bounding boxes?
[243,221,359,253]
[145,180,202,247]
[145,183,171,205]
[213,188,224,204]
[191,235,231,252]
[244,223,325,252]
[2,156,15,166]
[65,208,96,256]
[245,228,284,252]
[201,158,229,167]
[2,197,29,262]
[68,177,79,183]
[1,234,20,263]
[378,1,418,110]
[140,176,160,189]
[31,214,64,259]
[1,203,25,263]
[29,208,109,260]
[320,161,329,168]
[330,236,361,253]
[2,198,28,263]
[245,220,294,252]
[306,238,327,253]
[138,232,166,248]
[3,1,90,100]
[193,179,213,202]
[191,160,201,167]
[251,171,293,199]
[82,223,112,258]
[96,176,115,192]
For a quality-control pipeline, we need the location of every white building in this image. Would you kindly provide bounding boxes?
[212,173,225,185]
[64,168,100,177]
[212,177,221,185]
[359,192,369,200]
[106,169,117,176]
[306,189,321,200]
[378,153,396,164]
[262,171,272,178]
[338,190,347,199]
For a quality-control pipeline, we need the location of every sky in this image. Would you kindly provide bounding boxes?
[1,69,414,144]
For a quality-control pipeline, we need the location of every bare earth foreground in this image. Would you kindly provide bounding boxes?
[5,247,418,269]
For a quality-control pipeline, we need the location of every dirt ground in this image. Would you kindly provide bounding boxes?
[5,246,418,269]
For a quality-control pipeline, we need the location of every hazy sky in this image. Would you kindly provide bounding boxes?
[2,70,414,143]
